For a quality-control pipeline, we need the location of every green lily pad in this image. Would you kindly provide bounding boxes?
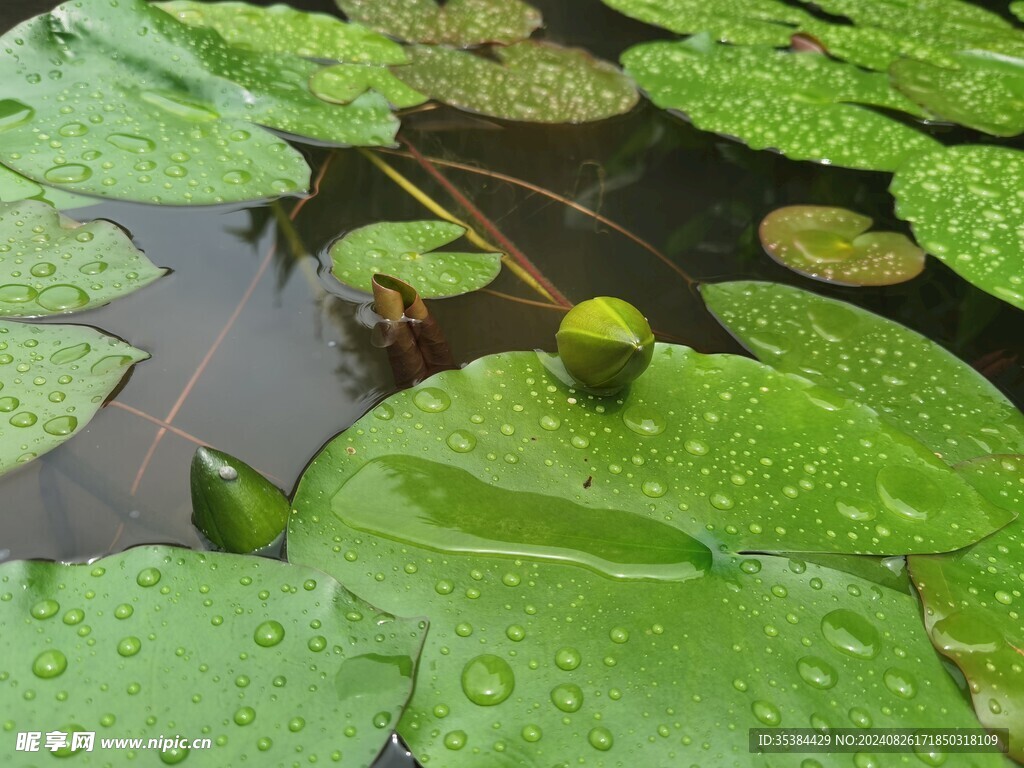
[329,221,502,298]
[759,205,925,286]
[0,166,92,211]
[891,51,1024,137]
[0,201,165,317]
[891,145,1024,311]
[702,281,1024,464]
[621,38,939,171]
[311,65,428,109]
[0,0,398,206]
[393,42,639,124]
[909,454,1024,761]
[602,0,810,46]
[288,352,1003,765]
[335,0,542,47]
[1014,1,1024,23]
[0,545,426,766]
[0,320,148,475]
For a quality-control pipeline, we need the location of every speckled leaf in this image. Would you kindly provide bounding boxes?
[702,281,1024,464]
[311,65,428,109]
[329,221,501,298]
[891,52,1024,137]
[0,0,398,206]
[0,201,165,317]
[601,0,810,46]
[621,39,938,171]
[1014,1,1024,23]
[335,0,542,47]
[909,454,1024,761]
[0,546,426,765]
[289,370,999,765]
[759,205,924,286]
[0,166,92,211]
[0,320,148,475]
[891,145,1024,311]
[393,42,639,124]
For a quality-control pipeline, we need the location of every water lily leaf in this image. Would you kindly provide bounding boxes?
[891,145,1024,311]
[759,205,924,286]
[621,39,939,171]
[0,0,398,206]
[1014,1,1024,23]
[335,0,542,47]
[0,320,148,475]
[311,64,428,109]
[392,42,639,124]
[0,166,92,211]
[702,281,1024,464]
[157,1,407,64]
[909,454,1024,761]
[329,221,502,298]
[602,0,810,46]
[0,545,426,765]
[0,201,165,317]
[891,51,1024,137]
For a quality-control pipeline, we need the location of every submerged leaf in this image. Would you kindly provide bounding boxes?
[393,42,639,124]
[702,281,1024,464]
[759,205,924,286]
[335,0,542,47]
[0,201,165,317]
[891,145,1024,311]
[329,220,501,299]
[0,321,148,475]
[0,546,426,766]
[621,39,938,171]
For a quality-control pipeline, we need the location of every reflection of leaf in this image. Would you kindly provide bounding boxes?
[622,38,938,171]
[290,350,1002,767]
[335,0,542,47]
[329,220,501,299]
[0,321,148,476]
[759,205,924,286]
[0,166,92,211]
[891,145,1024,311]
[0,0,398,205]
[0,201,165,317]
[703,281,1024,464]
[393,42,639,124]
[0,546,426,766]
[909,455,1024,762]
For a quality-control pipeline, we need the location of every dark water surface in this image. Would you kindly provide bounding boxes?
[1,0,1022,765]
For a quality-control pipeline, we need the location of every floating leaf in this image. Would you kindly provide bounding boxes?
[1014,1,1024,23]
[702,281,1024,464]
[393,42,639,124]
[602,0,809,46]
[909,455,1024,761]
[759,205,924,286]
[891,145,1024,311]
[891,51,1024,137]
[288,354,1001,765]
[621,38,939,171]
[335,0,542,47]
[0,546,425,766]
[0,0,398,206]
[0,321,148,475]
[0,166,92,211]
[329,221,501,299]
[311,65,428,109]
[0,201,165,317]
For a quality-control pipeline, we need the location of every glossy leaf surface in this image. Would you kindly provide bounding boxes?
[0,546,425,765]
[0,166,91,211]
[0,201,165,317]
[335,0,542,46]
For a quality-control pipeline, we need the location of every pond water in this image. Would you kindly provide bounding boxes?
[1,0,1022,765]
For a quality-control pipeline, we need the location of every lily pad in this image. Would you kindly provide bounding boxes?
[329,221,502,298]
[759,205,925,286]
[311,65,428,109]
[621,38,939,171]
[890,145,1024,311]
[392,42,639,124]
[702,281,1024,464]
[601,0,810,46]
[0,320,148,475]
[0,201,165,317]
[288,352,1003,766]
[335,0,542,47]
[909,454,1024,761]
[0,166,92,211]
[1015,1,1024,23]
[0,0,398,206]
[0,545,426,766]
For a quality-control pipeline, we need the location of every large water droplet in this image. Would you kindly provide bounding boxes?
[820,609,880,659]
[550,683,583,712]
[875,466,942,521]
[461,654,515,706]
[44,165,93,185]
[797,656,837,689]
[253,620,285,647]
[0,99,35,131]
[412,387,451,413]
[32,649,67,679]
[622,404,666,436]
[36,285,89,312]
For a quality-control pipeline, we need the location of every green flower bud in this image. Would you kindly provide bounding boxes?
[555,297,654,395]
[190,447,289,554]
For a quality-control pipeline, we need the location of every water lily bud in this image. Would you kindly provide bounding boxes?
[555,297,654,394]
[190,447,289,554]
